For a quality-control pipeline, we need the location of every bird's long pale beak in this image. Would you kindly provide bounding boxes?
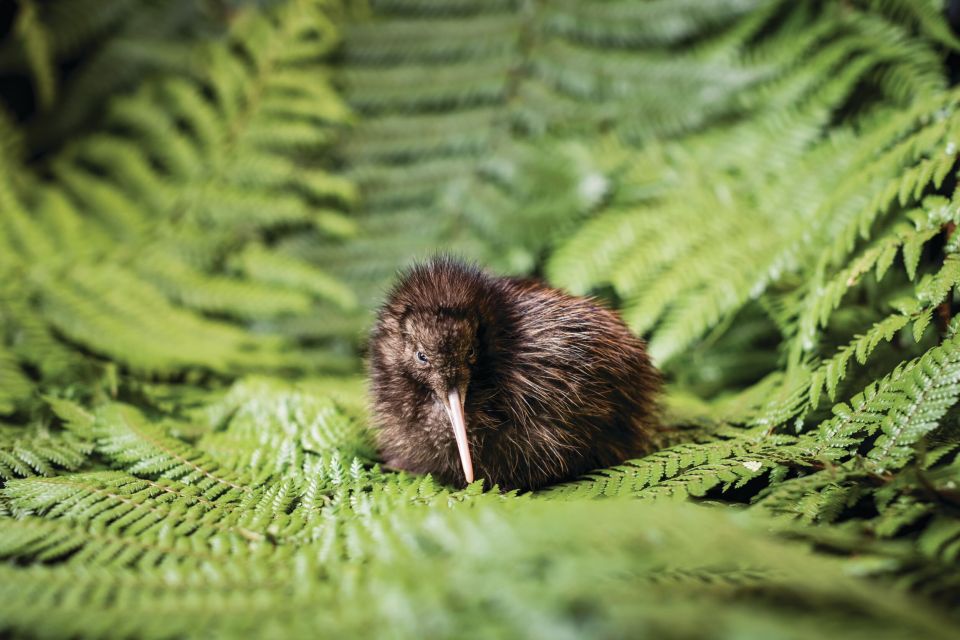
[442,387,474,484]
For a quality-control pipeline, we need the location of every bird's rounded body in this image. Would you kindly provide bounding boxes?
[369,257,661,491]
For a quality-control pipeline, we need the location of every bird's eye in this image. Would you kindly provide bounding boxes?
[467,346,477,361]
[416,351,429,364]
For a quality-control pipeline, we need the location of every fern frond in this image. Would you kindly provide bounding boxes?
[32,265,292,377]
[12,1,56,110]
[1,500,954,639]
[917,514,960,562]
[0,347,33,416]
[0,0,360,387]
[135,248,314,321]
[809,312,912,405]
[548,11,954,365]
[0,424,90,482]
[541,432,808,500]
[867,336,960,471]
[234,244,358,312]
[0,472,279,569]
[94,404,252,500]
[196,377,375,481]
[755,465,867,523]
[5,0,237,152]
[0,0,356,390]
[872,496,935,538]
[540,0,762,48]
[860,0,960,50]
[810,334,960,472]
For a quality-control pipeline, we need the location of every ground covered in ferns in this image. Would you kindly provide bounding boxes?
[2,1,960,638]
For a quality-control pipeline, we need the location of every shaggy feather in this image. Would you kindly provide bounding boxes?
[369,257,662,491]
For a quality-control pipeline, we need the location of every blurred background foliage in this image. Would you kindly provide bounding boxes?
[3,0,960,637]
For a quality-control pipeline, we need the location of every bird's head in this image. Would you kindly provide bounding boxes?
[377,256,495,485]
[399,308,480,483]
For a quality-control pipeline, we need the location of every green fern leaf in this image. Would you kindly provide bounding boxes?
[868,337,960,471]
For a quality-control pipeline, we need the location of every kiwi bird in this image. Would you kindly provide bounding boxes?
[368,257,661,491]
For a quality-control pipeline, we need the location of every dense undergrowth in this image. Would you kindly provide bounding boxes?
[2,0,960,637]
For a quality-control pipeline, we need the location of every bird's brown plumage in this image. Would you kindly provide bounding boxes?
[368,256,661,491]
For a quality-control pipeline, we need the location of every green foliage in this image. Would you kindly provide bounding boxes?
[1,380,957,638]
[542,430,803,500]
[0,0,359,402]
[0,0,261,152]
[547,3,956,364]
[4,0,960,637]
[0,424,91,482]
[5,497,958,639]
